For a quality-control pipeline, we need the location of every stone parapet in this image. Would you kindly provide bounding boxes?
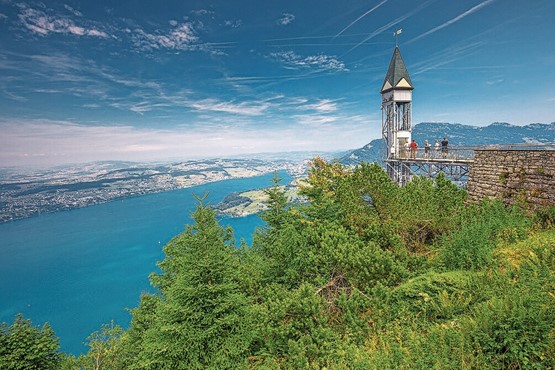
[467,149,555,208]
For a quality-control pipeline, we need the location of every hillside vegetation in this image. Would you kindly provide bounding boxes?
[2,158,555,369]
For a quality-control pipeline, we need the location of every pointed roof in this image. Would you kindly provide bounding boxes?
[381,46,413,93]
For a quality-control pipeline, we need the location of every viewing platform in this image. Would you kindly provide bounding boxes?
[389,146,476,164]
[385,146,477,185]
[386,143,555,185]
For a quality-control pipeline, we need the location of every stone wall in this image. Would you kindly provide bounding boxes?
[467,149,555,208]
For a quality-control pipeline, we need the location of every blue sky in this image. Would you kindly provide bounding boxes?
[0,0,554,167]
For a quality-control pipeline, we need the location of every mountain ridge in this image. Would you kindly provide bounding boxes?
[341,121,555,165]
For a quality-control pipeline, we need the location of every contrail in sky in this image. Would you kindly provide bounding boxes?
[412,41,486,75]
[408,0,496,44]
[333,0,389,39]
[344,0,436,55]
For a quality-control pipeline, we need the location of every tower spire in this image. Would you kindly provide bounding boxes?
[381,43,413,93]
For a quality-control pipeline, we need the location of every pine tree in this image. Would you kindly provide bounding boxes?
[262,172,288,229]
[0,314,60,370]
[129,199,255,369]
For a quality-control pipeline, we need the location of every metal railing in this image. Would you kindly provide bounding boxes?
[389,146,476,161]
[387,142,555,162]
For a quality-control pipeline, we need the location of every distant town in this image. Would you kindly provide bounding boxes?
[0,158,307,223]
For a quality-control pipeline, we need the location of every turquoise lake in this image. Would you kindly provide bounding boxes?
[0,172,290,355]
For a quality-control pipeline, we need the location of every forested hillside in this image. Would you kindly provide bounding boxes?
[2,158,555,369]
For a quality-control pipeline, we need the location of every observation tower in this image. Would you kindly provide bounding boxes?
[381,38,414,184]
[380,31,473,185]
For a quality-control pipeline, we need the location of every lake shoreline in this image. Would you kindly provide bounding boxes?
[0,171,291,355]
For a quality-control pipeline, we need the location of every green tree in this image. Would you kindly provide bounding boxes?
[78,321,124,370]
[253,283,344,369]
[262,172,289,229]
[119,293,160,368]
[0,314,60,370]
[127,199,255,369]
[254,172,291,264]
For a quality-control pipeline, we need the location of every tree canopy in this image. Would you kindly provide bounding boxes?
[4,160,555,369]
[0,313,60,370]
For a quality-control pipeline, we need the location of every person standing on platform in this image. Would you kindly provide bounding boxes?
[424,140,431,158]
[410,139,418,159]
[441,137,449,158]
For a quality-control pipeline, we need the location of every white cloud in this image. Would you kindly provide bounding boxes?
[17,4,109,38]
[131,22,199,51]
[0,120,187,166]
[107,90,271,116]
[224,19,242,28]
[0,50,174,106]
[1,89,27,102]
[270,51,347,72]
[128,104,155,115]
[277,13,295,25]
[0,13,8,21]
[295,114,338,127]
[485,78,504,86]
[0,80,382,166]
[188,98,269,116]
[0,114,373,167]
[300,99,338,113]
[87,29,108,37]
[67,25,85,35]
[191,9,214,17]
[63,4,82,17]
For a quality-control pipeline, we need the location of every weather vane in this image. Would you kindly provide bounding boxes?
[394,28,403,47]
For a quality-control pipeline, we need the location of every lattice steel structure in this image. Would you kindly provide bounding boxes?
[380,45,475,185]
[385,147,475,186]
[381,45,414,185]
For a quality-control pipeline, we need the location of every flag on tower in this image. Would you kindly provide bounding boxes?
[394,28,402,46]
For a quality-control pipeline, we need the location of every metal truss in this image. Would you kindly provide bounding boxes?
[385,158,472,186]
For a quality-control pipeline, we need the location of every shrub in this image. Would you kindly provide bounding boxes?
[533,205,555,229]
[440,218,497,270]
[462,293,555,369]
[253,283,343,369]
[440,200,529,270]
[389,271,482,321]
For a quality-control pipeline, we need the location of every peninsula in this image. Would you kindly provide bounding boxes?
[212,182,301,218]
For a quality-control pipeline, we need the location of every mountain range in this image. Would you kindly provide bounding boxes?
[341,122,555,165]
